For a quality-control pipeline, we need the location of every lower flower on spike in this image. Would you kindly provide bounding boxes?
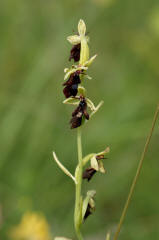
[84,198,95,221]
[83,154,107,181]
[70,95,89,129]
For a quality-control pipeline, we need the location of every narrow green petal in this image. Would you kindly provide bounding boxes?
[84,54,97,67]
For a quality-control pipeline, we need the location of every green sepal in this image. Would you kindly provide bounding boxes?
[63,97,80,106]
[82,153,96,166]
[90,155,99,171]
[78,86,87,97]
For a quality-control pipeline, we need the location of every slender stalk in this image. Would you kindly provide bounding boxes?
[74,127,83,240]
[113,104,159,240]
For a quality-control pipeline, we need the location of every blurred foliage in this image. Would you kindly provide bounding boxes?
[0,0,159,239]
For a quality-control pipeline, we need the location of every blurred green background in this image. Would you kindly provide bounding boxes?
[0,0,159,239]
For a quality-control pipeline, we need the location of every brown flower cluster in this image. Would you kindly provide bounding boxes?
[62,40,90,129]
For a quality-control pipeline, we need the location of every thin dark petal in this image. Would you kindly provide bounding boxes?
[83,109,89,120]
[96,155,107,160]
[83,168,96,181]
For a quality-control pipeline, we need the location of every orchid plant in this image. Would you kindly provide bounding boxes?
[52,19,159,240]
[53,19,110,240]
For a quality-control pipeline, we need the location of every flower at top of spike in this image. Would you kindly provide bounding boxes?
[67,19,90,65]
[63,19,102,129]
[67,19,89,45]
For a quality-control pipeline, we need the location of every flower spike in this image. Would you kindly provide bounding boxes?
[54,19,110,239]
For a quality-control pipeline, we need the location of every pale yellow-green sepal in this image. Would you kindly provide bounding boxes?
[63,97,80,106]
[82,153,96,166]
[91,155,99,171]
[64,66,88,80]
[98,160,106,173]
[78,19,86,36]
[86,98,96,111]
[90,100,104,117]
[79,36,89,65]
[64,68,69,73]
[78,86,87,97]
[84,54,97,67]
[67,35,81,45]
[98,146,110,156]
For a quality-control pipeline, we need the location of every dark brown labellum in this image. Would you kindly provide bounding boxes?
[82,167,96,181]
[70,96,89,129]
[70,113,83,129]
[69,43,81,62]
[63,71,81,98]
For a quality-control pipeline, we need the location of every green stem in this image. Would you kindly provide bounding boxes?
[74,127,83,240]
[113,104,159,240]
